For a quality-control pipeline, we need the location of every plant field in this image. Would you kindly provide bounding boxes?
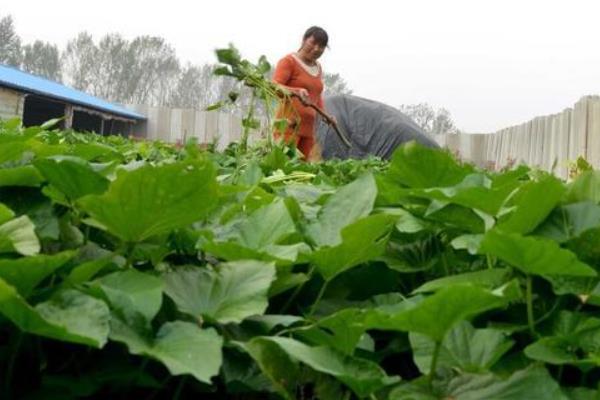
[1,118,600,399]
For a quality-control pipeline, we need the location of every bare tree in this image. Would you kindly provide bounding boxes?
[2,14,356,115]
[21,40,61,81]
[91,33,131,101]
[125,36,180,105]
[62,32,98,92]
[169,64,205,108]
[398,103,436,132]
[0,15,22,66]
[62,33,181,105]
[169,63,250,113]
[431,107,458,135]
[169,64,234,108]
[322,72,352,96]
[399,102,458,134]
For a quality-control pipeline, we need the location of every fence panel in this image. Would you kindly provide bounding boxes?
[586,97,600,167]
[128,95,600,176]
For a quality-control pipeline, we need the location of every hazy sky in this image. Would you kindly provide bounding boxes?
[3,0,600,132]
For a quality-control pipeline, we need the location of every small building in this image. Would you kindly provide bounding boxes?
[0,63,145,134]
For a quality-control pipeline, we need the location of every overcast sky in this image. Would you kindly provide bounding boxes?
[3,0,600,132]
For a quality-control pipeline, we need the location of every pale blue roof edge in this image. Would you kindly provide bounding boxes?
[0,63,145,120]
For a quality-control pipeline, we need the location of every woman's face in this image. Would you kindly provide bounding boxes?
[301,36,326,61]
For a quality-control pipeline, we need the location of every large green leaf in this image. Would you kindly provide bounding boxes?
[78,160,218,242]
[524,337,581,366]
[64,242,123,285]
[566,170,600,203]
[425,201,489,233]
[294,308,366,354]
[94,269,163,322]
[237,199,296,249]
[237,337,299,398]
[96,266,223,384]
[164,260,276,324]
[35,289,111,347]
[0,278,109,347]
[280,182,331,205]
[307,173,377,246]
[201,199,308,265]
[375,173,408,206]
[386,207,428,233]
[489,164,530,187]
[534,201,600,243]
[0,215,40,256]
[381,233,443,273]
[480,229,597,277]
[217,185,276,222]
[0,165,44,187]
[446,367,566,400]
[0,141,28,164]
[406,173,518,215]
[203,240,310,267]
[243,336,398,398]
[524,311,600,367]
[0,251,75,297]
[269,271,309,296]
[0,203,15,224]
[68,142,123,162]
[236,160,264,185]
[220,347,274,394]
[30,197,61,240]
[497,175,566,234]
[311,214,395,281]
[543,275,600,302]
[389,366,566,400]
[363,284,506,341]
[26,139,70,158]
[387,141,474,188]
[65,257,115,285]
[34,156,109,200]
[410,321,514,374]
[110,317,223,384]
[244,314,304,333]
[413,268,512,294]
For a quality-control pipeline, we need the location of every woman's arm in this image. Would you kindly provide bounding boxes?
[273,56,293,86]
[317,93,324,109]
[273,56,309,100]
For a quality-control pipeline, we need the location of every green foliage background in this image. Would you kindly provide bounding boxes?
[1,117,600,399]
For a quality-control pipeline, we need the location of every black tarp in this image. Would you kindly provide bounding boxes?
[315,94,439,160]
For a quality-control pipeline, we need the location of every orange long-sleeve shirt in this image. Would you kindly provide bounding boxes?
[273,53,324,138]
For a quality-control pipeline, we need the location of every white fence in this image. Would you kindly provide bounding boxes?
[130,95,600,177]
[128,105,248,150]
[435,95,600,178]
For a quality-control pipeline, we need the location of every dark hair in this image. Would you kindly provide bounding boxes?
[303,26,328,48]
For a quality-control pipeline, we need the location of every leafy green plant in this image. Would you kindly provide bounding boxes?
[2,114,600,399]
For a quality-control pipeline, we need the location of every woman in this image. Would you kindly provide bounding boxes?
[272,26,328,160]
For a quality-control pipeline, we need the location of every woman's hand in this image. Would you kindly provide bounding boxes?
[295,88,310,105]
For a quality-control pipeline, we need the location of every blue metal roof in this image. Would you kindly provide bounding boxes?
[0,64,145,120]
